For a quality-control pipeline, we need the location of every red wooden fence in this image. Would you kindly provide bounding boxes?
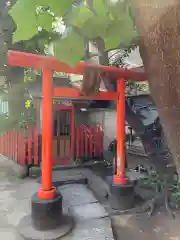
[76,124,103,160]
[0,128,39,166]
[0,125,103,166]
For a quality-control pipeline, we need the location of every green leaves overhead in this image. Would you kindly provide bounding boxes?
[74,0,109,39]
[38,0,74,17]
[9,0,38,42]
[37,13,54,32]
[53,31,84,67]
[70,2,134,50]
[104,9,134,50]
[105,0,128,20]
[9,0,135,66]
[93,0,108,18]
[70,7,94,28]
[9,0,74,43]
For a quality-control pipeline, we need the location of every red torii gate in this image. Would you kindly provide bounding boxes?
[8,50,146,239]
[8,50,146,201]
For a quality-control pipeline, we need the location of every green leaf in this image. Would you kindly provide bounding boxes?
[84,0,110,38]
[9,0,38,42]
[73,0,110,39]
[104,10,134,50]
[93,0,107,17]
[71,7,94,28]
[69,2,110,39]
[38,13,53,31]
[53,31,85,67]
[9,0,74,43]
[38,0,74,17]
[105,0,128,20]
[80,15,111,39]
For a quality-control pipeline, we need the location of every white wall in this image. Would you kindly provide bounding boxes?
[103,110,117,150]
[88,110,117,151]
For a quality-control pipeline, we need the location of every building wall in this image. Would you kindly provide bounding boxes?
[103,110,117,150]
[88,109,116,151]
[87,95,156,152]
[75,111,88,127]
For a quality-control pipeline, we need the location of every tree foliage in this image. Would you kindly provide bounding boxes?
[9,0,136,67]
[0,0,63,133]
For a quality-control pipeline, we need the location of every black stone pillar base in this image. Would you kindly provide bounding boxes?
[107,176,135,210]
[17,190,73,240]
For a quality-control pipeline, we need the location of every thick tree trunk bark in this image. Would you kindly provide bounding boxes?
[132,1,180,175]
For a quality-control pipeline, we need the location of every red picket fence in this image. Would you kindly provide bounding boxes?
[76,124,103,160]
[0,125,103,167]
[0,128,39,166]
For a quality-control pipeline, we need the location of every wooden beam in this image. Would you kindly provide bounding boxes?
[53,88,118,100]
[8,50,146,82]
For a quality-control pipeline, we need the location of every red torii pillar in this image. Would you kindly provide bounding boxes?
[114,79,128,185]
[37,69,56,200]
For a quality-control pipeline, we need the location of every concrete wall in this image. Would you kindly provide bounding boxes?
[103,110,117,151]
[75,111,88,127]
[88,109,116,151]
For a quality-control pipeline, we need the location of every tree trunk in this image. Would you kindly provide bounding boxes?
[132,1,180,175]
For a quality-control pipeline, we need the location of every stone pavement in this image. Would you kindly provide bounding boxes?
[59,184,113,240]
[2,154,180,240]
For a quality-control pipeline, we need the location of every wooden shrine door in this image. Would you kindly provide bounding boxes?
[53,107,73,164]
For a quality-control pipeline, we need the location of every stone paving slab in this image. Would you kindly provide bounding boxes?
[0,228,18,240]
[38,170,87,186]
[59,184,98,207]
[70,202,108,222]
[58,184,114,239]
[63,218,114,240]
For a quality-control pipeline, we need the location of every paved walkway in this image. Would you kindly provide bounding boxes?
[2,155,180,240]
[0,156,114,240]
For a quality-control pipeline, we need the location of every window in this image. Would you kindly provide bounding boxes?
[0,100,8,114]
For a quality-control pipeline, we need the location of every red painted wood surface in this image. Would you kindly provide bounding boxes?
[76,125,103,160]
[8,51,146,82]
[71,104,75,161]
[113,79,128,185]
[0,124,103,166]
[0,128,39,166]
[41,69,53,192]
[53,88,118,100]
[28,128,33,165]
[34,128,39,165]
